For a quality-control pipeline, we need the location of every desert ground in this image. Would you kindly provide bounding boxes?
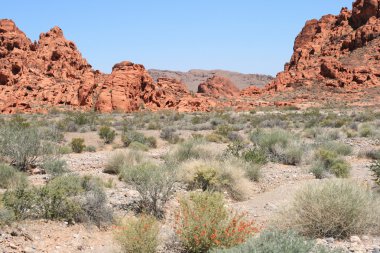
[0,107,379,253]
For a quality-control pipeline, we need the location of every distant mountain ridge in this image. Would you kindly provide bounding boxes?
[148,69,274,92]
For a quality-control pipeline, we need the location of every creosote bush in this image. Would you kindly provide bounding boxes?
[311,149,351,179]
[98,126,116,144]
[178,158,251,200]
[0,164,27,189]
[122,130,157,148]
[280,180,380,239]
[115,215,159,253]
[0,123,57,171]
[175,192,258,253]
[212,230,343,253]
[120,162,176,218]
[71,138,86,153]
[2,175,113,226]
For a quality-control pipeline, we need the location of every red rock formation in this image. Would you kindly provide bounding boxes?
[0,19,101,113]
[268,0,380,92]
[142,77,190,110]
[240,86,262,97]
[197,75,240,97]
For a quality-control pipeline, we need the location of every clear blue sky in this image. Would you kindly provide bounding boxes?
[2,0,353,75]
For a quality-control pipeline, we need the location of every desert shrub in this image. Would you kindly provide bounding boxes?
[98,126,116,144]
[122,130,156,148]
[370,160,380,185]
[115,215,159,253]
[250,129,290,156]
[0,205,15,228]
[359,149,380,160]
[206,133,228,143]
[320,141,352,156]
[58,145,72,154]
[85,145,96,152]
[215,124,233,137]
[71,138,86,153]
[120,162,176,218]
[104,151,145,175]
[41,158,68,178]
[167,139,212,163]
[281,180,380,238]
[160,127,180,144]
[320,114,350,128]
[175,192,258,253]
[129,141,149,151]
[0,164,27,189]
[272,141,305,166]
[359,124,378,138]
[311,149,351,178]
[212,230,343,253]
[178,158,250,200]
[245,163,262,182]
[242,148,268,165]
[0,124,55,171]
[3,175,113,226]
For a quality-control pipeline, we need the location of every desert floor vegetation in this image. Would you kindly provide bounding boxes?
[0,108,380,252]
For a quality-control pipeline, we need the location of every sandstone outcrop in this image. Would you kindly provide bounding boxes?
[198,75,240,97]
[0,19,101,113]
[267,0,380,92]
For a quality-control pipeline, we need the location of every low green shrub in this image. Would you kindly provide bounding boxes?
[71,138,86,153]
[206,133,228,143]
[281,180,380,238]
[122,130,156,148]
[120,162,176,218]
[160,127,180,144]
[167,139,212,163]
[212,230,343,253]
[104,151,145,175]
[98,126,116,144]
[115,215,159,253]
[320,141,352,156]
[178,158,251,200]
[370,160,380,185]
[359,149,380,160]
[2,175,113,226]
[311,149,351,178]
[0,164,27,189]
[175,192,258,253]
[128,141,149,151]
[41,158,68,178]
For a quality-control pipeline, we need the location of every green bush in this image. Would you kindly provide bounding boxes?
[206,133,228,143]
[115,215,159,253]
[175,192,258,253]
[311,149,351,178]
[212,230,343,253]
[129,141,149,151]
[3,175,113,226]
[71,138,86,153]
[0,164,27,189]
[122,130,156,148]
[160,127,180,144]
[104,151,145,175]
[281,180,380,238]
[99,126,116,144]
[320,141,352,156]
[120,162,176,218]
[41,158,68,178]
[0,125,55,171]
[370,160,380,185]
[168,139,212,163]
[179,159,251,200]
[359,149,380,160]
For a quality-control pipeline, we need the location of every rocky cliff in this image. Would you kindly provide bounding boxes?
[267,0,380,92]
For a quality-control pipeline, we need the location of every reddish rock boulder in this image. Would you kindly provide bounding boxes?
[197,75,240,98]
[95,61,153,112]
[240,86,262,97]
[142,77,190,110]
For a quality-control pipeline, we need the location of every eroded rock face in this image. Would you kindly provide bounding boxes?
[0,19,100,113]
[197,75,240,98]
[267,0,380,92]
